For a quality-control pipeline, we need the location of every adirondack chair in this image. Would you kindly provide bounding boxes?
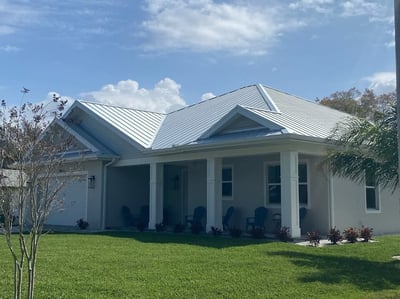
[185,206,206,228]
[222,206,235,230]
[246,207,268,231]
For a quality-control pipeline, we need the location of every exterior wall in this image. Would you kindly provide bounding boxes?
[332,176,400,235]
[163,165,186,225]
[222,156,267,231]
[83,160,104,230]
[186,161,207,217]
[304,158,330,234]
[105,165,150,228]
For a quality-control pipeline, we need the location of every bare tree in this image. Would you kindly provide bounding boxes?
[0,92,74,299]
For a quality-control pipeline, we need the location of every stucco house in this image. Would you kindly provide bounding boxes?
[46,84,400,237]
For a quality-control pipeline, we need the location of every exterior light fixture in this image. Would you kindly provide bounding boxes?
[88,175,95,189]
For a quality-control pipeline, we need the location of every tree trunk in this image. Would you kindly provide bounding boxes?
[14,261,23,299]
[27,234,39,299]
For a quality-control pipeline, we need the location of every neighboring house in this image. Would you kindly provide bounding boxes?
[46,84,400,237]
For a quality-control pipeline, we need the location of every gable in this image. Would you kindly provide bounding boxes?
[199,105,284,140]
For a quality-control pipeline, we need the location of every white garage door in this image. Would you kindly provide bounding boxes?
[46,174,88,226]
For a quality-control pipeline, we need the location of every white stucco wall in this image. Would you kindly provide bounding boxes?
[332,175,400,235]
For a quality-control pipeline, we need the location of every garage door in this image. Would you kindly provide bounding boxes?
[46,174,88,226]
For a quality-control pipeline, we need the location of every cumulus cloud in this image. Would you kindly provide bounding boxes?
[201,92,216,101]
[80,78,187,113]
[141,0,304,56]
[364,72,396,95]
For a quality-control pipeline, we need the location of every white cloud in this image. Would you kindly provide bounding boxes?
[289,0,334,13]
[0,1,39,35]
[364,72,396,95]
[142,0,304,56]
[340,0,386,20]
[80,78,187,113]
[201,92,216,101]
[0,45,21,52]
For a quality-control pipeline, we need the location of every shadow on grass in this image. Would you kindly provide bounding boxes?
[270,250,400,291]
[46,229,271,249]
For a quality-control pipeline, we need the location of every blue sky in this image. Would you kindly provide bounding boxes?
[0,0,396,113]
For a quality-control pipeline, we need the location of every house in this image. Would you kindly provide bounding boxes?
[47,84,400,237]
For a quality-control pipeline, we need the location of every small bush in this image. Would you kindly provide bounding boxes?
[191,222,203,235]
[76,218,89,230]
[211,226,222,236]
[327,227,342,245]
[250,227,265,239]
[229,227,242,238]
[359,226,373,242]
[276,226,292,242]
[136,221,147,232]
[306,231,321,247]
[343,227,359,243]
[155,223,166,232]
[173,223,186,233]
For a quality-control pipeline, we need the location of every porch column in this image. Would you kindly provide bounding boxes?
[206,158,223,232]
[280,151,301,238]
[149,163,164,230]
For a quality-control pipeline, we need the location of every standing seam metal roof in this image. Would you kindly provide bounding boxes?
[69,84,350,152]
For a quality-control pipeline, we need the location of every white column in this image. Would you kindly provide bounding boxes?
[149,163,164,230]
[206,158,223,232]
[280,151,301,238]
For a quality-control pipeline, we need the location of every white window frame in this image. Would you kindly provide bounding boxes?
[365,172,381,213]
[264,161,309,207]
[265,162,281,207]
[222,165,233,200]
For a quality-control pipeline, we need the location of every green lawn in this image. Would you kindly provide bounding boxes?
[1,232,400,298]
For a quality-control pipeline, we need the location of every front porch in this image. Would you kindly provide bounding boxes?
[105,150,331,238]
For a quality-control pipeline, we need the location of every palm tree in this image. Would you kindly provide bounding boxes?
[325,105,398,192]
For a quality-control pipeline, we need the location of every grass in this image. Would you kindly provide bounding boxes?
[1,231,400,298]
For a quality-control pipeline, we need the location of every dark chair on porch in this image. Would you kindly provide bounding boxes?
[185,206,206,228]
[133,205,149,229]
[246,207,268,231]
[223,206,235,230]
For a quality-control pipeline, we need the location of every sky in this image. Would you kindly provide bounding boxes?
[0,0,397,113]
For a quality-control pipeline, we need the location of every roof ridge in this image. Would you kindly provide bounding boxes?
[167,84,259,115]
[79,100,166,115]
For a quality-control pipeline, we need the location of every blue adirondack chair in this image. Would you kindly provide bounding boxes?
[185,206,206,228]
[246,207,268,231]
[223,206,235,230]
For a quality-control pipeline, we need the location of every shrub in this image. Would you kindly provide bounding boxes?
[276,226,292,242]
[136,221,146,232]
[211,226,222,236]
[327,227,342,245]
[359,226,373,242]
[343,227,359,243]
[229,227,242,238]
[155,223,166,232]
[306,231,321,247]
[191,222,203,235]
[250,227,266,239]
[76,218,89,230]
[173,223,185,233]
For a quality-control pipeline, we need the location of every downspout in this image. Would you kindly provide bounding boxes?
[101,159,116,230]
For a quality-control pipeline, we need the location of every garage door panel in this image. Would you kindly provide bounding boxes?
[46,175,88,226]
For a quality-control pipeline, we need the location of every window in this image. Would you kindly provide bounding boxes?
[365,170,379,210]
[266,163,308,205]
[298,164,308,204]
[267,165,281,204]
[222,166,233,198]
